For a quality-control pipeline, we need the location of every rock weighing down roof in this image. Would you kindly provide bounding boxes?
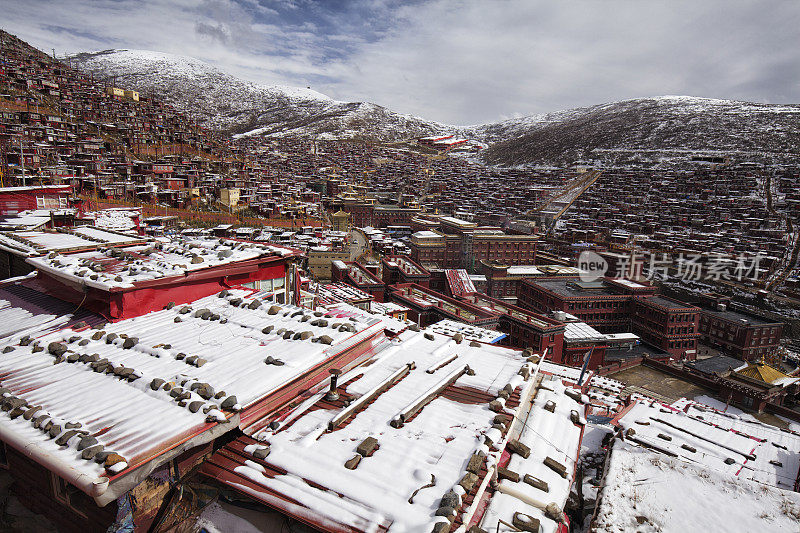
[0,289,383,505]
[27,236,295,290]
[427,319,506,343]
[203,329,587,533]
[0,228,146,257]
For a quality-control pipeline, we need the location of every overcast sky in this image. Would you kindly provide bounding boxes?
[3,0,799,125]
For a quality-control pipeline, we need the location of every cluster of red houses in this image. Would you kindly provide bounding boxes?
[0,214,598,533]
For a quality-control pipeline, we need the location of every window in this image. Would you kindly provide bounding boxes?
[36,196,62,209]
[51,474,88,518]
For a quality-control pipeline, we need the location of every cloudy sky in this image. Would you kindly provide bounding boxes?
[3,0,799,125]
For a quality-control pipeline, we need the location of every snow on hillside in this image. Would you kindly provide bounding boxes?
[478,96,800,167]
[70,49,800,162]
[71,49,450,140]
[84,49,333,102]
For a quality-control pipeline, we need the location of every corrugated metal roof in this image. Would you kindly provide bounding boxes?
[201,328,544,532]
[0,288,385,504]
[27,236,298,291]
[0,281,104,339]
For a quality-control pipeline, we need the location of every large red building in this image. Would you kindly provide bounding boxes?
[518,277,657,333]
[460,292,565,360]
[631,296,700,360]
[699,306,784,362]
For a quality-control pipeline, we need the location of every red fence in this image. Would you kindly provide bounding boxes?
[595,357,644,376]
[764,402,800,424]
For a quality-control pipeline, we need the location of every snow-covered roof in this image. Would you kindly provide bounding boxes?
[445,269,476,297]
[370,301,411,315]
[0,214,51,231]
[71,226,144,244]
[439,216,475,227]
[0,185,71,193]
[506,265,543,276]
[27,237,296,290]
[594,441,800,533]
[0,282,104,340]
[480,378,585,533]
[3,230,101,254]
[81,208,140,232]
[0,289,382,504]
[539,361,626,415]
[427,318,505,343]
[615,399,800,490]
[411,230,441,239]
[0,228,147,257]
[317,282,374,305]
[324,302,410,335]
[202,329,543,531]
[563,321,607,342]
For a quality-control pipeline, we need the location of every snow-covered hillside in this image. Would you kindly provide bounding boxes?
[71,49,450,140]
[476,96,800,167]
[71,50,800,166]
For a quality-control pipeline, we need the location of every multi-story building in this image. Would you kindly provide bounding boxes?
[307,249,350,280]
[478,261,583,300]
[409,230,461,268]
[460,293,564,359]
[518,277,656,333]
[699,306,784,362]
[462,230,537,271]
[408,217,539,271]
[631,296,700,360]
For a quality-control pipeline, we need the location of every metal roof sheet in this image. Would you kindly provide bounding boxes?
[0,289,383,504]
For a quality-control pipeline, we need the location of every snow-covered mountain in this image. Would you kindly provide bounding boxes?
[71,50,800,167]
[70,49,450,140]
[474,96,800,167]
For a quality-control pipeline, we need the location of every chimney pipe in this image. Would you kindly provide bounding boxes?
[325,368,342,401]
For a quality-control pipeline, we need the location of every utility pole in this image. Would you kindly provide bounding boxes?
[18,138,26,186]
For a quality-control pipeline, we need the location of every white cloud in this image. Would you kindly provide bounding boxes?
[2,0,799,125]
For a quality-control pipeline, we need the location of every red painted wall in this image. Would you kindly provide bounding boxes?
[31,262,287,321]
